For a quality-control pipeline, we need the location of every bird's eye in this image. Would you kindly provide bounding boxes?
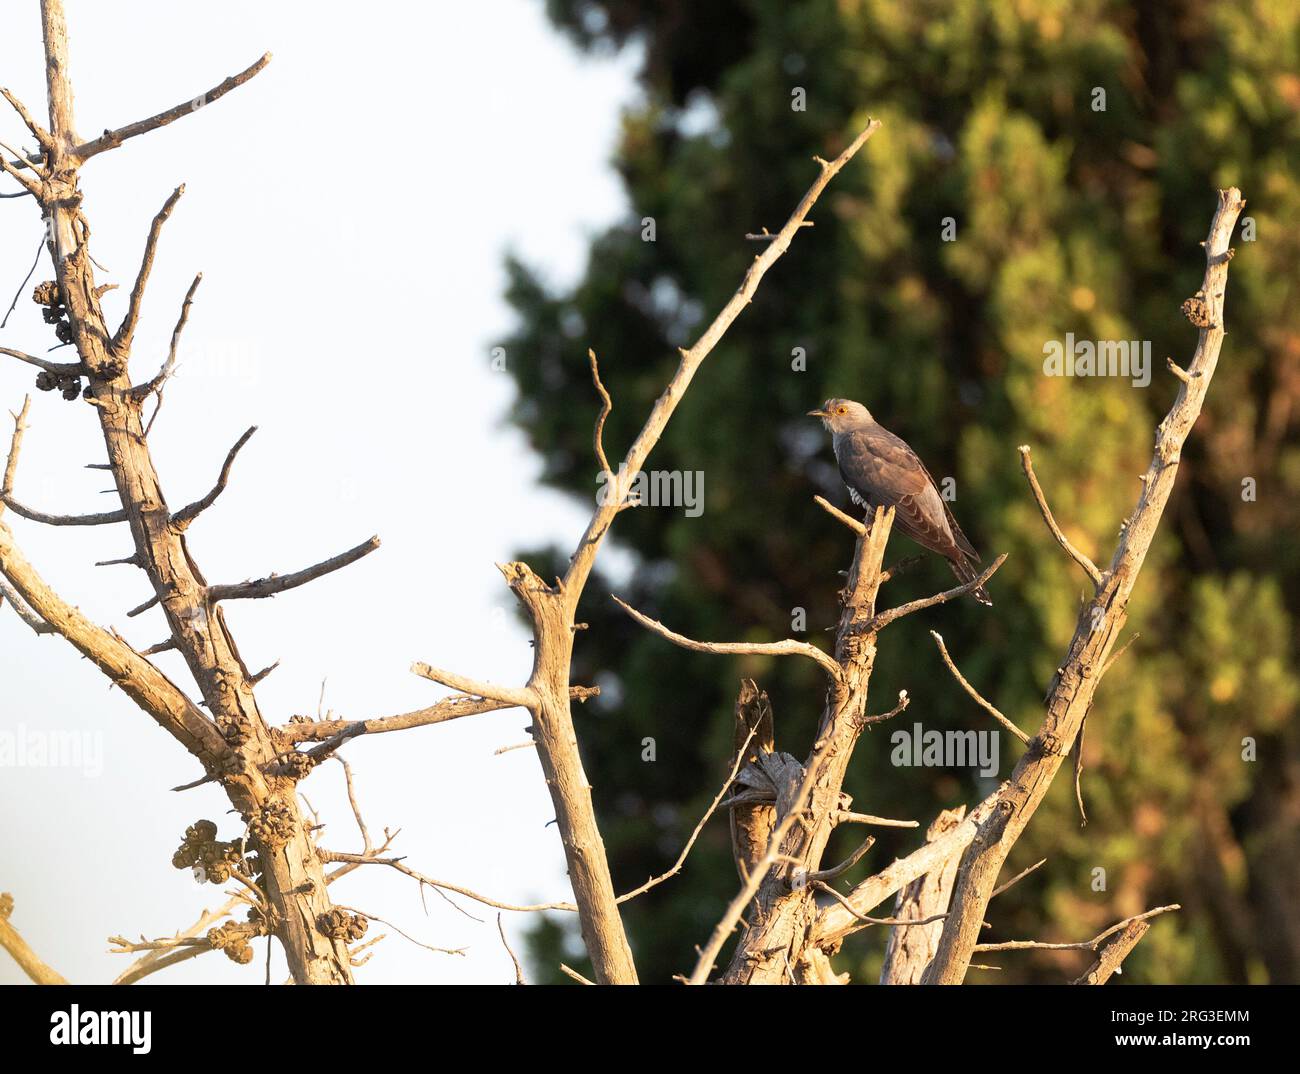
[836,406,846,415]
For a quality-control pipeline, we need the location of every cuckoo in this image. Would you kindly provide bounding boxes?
[809,398,992,605]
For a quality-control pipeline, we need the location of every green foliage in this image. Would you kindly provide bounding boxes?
[507,0,1300,983]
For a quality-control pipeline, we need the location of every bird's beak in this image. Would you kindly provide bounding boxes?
[807,407,828,419]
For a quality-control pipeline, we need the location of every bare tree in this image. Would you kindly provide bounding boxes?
[0,0,1246,987]
[1,0,376,985]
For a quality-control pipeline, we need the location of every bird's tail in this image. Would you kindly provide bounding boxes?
[949,554,993,607]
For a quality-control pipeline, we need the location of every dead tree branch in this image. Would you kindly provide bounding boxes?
[975,903,1179,955]
[112,185,185,356]
[412,118,882,984]
[1072,919,1152,984]
[8,0,359,983]
[171,425,257,530]
[0,892,68,984]
[612,595,844,681]
[1018,445,1103,588]
[930,630,1030,745]
[921,188,1245,984]
[73,53,272,163]
[207,537,380,602]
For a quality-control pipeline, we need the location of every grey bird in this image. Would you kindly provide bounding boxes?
[808,398,992,606]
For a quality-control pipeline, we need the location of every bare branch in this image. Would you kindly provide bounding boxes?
[612,594,843,682]
[491,119,882,985]
[812,789,1003,947]
[112,185,185,356]
[317,852,582,914]
[280,686,599,745]
[1,237,46,329]
[74,53,273,163]
[35,0,355,985]
[1072,919,1152,984]
[1073,714,1089,827]
[930,631,1030,745]
[0,346,83,376]
[0,892,69,984]
[0,144,42,196]
[2,399,125,525]
[861,689,911,726]
[127,594,159,618]
[1018,445,1104,588]
[135,272,201,404]
[110,896,243,985]
[171,425,257,530]
[410,662,537,711]
[330,903,465,958]
[974,904,1179,954]
[95,551,142,568]
[924,189,1245,984]
[559,963,595,985]
[991,857,1047,899]
[813,494,866,536]
[1164,356,1198,385]
[0,87,52,149]
[1101,631,1140,676]
[614,727,757,905]
[497,915,525,984]
[864,554,1008,633]
[0,400,53,635]
[2,396,31,505]
[0,520,222,759]
[811,880,949,929]
[0,493,126,526]
[208,536,380,602]
[807,835,875,883]
[250,661,279,685]
[588,348,613,479]
[323,728,745,917]
[0,575,54,634]
[831,811,919,829]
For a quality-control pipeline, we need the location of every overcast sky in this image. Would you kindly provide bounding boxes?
[0,0,639,984]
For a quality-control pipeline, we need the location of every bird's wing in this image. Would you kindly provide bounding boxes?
[837,427,967,559]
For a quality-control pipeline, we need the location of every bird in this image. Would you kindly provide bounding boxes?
[808,398,992,605]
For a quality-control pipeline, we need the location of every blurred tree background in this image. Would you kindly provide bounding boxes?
[500,0,1300,983]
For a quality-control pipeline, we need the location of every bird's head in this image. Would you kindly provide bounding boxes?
[807,398,873,434]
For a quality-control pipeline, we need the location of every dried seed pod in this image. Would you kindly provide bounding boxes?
[317,909,368,942]
[207,921,255,964]
[247,800,296,849]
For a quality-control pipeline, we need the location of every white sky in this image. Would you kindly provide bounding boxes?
[1,0,639,983]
